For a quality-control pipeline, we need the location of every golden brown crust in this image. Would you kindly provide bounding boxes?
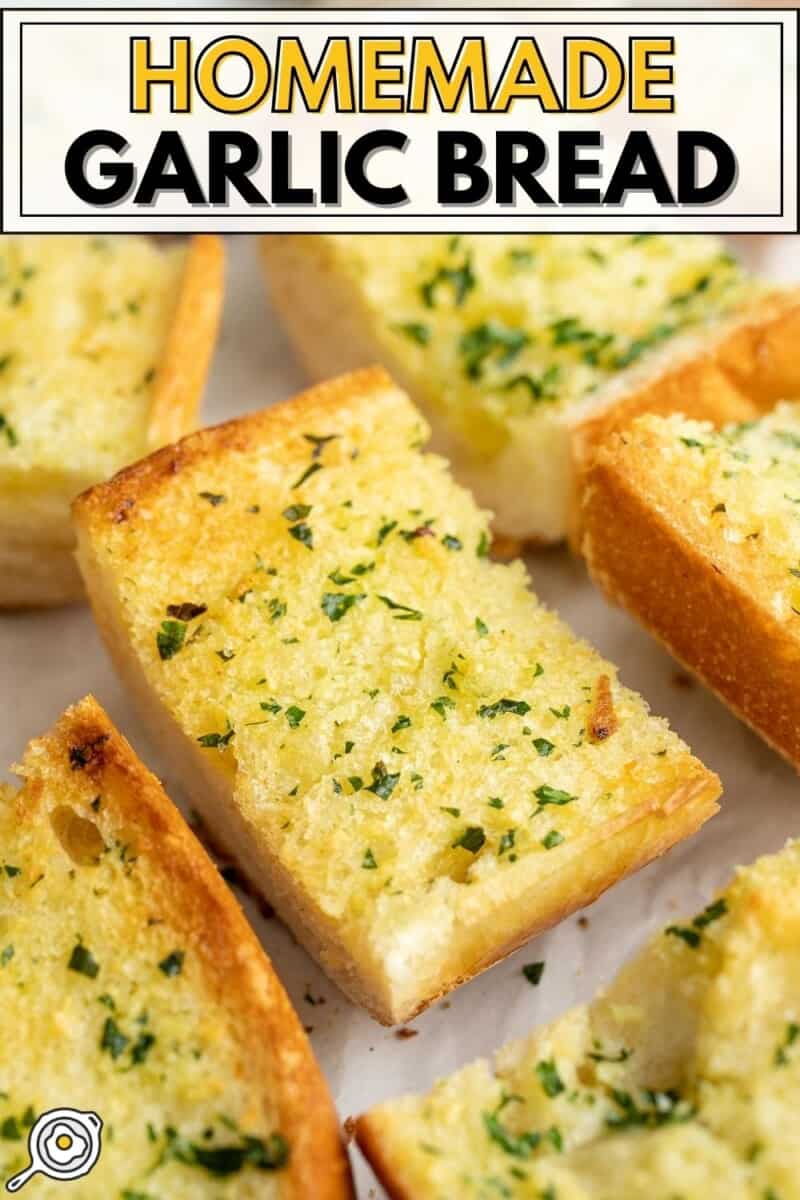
[569,290,800,547]
[75,365,400,528]
[147,234,225,447]
[20,697,353,1200]
[354,1114,417,1200]
[581,438,800,772]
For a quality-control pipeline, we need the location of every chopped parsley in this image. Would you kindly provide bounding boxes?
[376,519,397,545]
[156,619,186,660]
[482,1103,540,1159]
[285,706,306,728]
[533,738,555,757]
[498,830,516,856]
[158,1126,289,1176]
[198,491,226,506]
[100,1017,130,1060]
[392,715,412,733]
[158,950,185,977]
[0,413,18,448]
[666,898,728,949]
[394,321,431,345]
[291,461,323,490]
[68,943,100,979]
[365,763,400,800]
[503,365,561,405]
[460,321,529,379]
[441,534,462,551]
[378,595,423,621]
[452,826,486,854]
[774,1022,800,1067]
[606,1087,694,1130]
[321,592,364,622]
[362,848,378,870]
[197,723,235,749]
[288,522,314,550]
[533,785,577,813]
[282,503,312,521]
[536,1060,565,1098]
[541,830,564,850]
[478,699,531,720]
[421,254,476,309]
[303,433,338,459]
[431,695,455,720]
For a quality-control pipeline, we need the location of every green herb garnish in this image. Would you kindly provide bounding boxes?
[453,826,486,854]
[321,592,364,622]
[159,950,185,977]
[68,943,100,979]
[156,619,186,660]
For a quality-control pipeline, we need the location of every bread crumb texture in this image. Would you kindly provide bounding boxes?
[0,235,185,479]
[623,403,800,625]
[0,702,296,1198]
[305,234,754,456]
[358,840,800,1199]
[78,374,714,1016]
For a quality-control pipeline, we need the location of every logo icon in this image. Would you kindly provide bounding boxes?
[5,1108,103,1192]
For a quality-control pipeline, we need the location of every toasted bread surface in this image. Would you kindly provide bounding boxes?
[569,288,800,545]
[0,234,223,607]
[261,234,760,542]
[581,403,800,770]
[356,840,800,1200]
[0,696,352,1199]
[74,368,719,1024]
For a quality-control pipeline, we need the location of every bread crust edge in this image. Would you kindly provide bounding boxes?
[20,696,354,1200]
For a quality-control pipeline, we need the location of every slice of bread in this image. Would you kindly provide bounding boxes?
[356,839,800,1200]
[260,234,784,545]
[0,696,352,1198]
[581,403,800,772]
[0,234,224,607]
[73,367,720,1026]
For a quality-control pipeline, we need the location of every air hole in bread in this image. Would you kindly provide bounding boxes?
[50,805,105,865]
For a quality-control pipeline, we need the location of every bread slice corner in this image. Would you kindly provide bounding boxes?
[0,234,224,608]
[580,400,800,772]
[1,695,352,1199]
[568,285,800,547]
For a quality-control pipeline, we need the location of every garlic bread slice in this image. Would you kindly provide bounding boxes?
[357,840,800,1200]
[74,367,720,1024]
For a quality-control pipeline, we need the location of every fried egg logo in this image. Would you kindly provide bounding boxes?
[5,1109,102,1192]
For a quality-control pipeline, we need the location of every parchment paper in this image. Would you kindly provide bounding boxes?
[2,234,798,1199]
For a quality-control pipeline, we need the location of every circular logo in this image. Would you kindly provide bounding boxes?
[5,1108,103,1192]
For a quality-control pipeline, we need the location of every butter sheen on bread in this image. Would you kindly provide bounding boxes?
[582,402,800,771]
[261,233,764,543]
[357,840,800,1200]
[74,368,720,1025]
[0,234,223,606]
[0,697,352,1199]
